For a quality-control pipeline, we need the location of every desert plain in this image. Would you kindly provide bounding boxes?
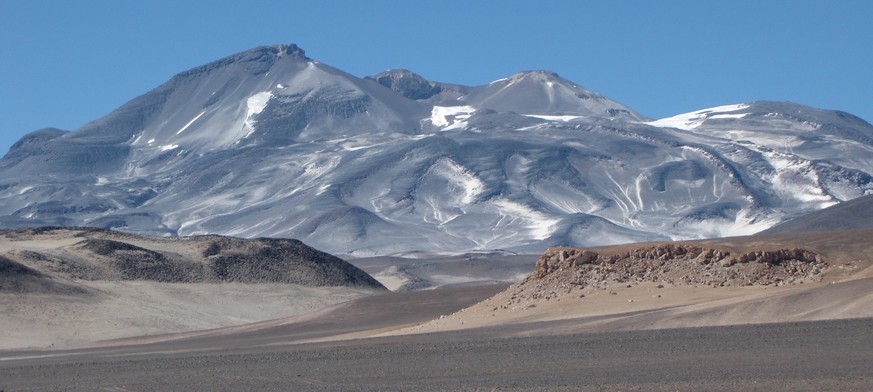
[1,227,873,390]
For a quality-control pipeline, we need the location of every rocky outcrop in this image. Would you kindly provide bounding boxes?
[532,244,825,288]
[366,69,442,100]
[497,244,828,306]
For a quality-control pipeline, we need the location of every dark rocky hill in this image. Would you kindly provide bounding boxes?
[0,227,386,293]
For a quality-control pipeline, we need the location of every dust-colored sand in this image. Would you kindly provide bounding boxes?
[0,281,375,350]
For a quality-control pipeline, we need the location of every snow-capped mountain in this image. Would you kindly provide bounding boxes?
[2,44,872,256]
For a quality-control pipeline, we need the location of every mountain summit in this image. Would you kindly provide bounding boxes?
[461,70,646,120]
[2,44,872,255]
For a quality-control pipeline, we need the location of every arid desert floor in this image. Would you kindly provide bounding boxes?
[2,229,873,390]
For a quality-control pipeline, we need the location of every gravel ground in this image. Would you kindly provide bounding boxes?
[2,317,871,391]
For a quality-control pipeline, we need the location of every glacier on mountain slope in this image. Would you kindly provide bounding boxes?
[1,44,872,256]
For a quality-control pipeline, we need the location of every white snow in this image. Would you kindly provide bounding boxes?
[524,114,584,122]
[709,113,748,120]
[492,199,559,240]
[488,77,509,85]
[430,158,485,205]
[430,105,476,128]
[681,209,782,239]
[176,111,206,135]
[159,144,179,152]
[341,144,373,151]
[241,91,272,139]
[648,104,750,130]
[147,139,155,145]
[301,155,342,180]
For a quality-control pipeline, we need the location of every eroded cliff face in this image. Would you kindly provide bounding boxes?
[495,244,828,306]
[531,244,825,289]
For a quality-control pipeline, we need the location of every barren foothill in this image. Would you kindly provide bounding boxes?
[0,227,384,350]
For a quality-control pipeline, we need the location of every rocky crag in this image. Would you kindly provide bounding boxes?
[506,243,826,304]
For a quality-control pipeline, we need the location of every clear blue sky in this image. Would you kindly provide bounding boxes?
[1,0,871,153]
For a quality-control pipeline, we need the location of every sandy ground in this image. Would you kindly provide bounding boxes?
[3,230,873,352]
[398,278,873,337]
[2,229,872,389]
[349,253,536,291]
[1,285,871,391]
[0,282,375,350]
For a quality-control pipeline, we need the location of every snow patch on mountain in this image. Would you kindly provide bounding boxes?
[428,157,485,205]
[681,208,781,239]
[648,104,750,130]
[430,106,475,129]
[241,91,272,139]
[176,111,206,135]
[492,199,560,241]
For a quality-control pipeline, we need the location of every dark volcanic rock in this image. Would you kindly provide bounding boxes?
[79,238,200,282]
[367,69,441,100]
[61,229,385,288]
[0,255,42,277]
[0,255,87,294]
[201,236,384,287]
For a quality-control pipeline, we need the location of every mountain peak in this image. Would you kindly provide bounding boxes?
[174,44,308,80]
[366,69,441,100]
[241,43,307,59]
[469,70,646,120]
[513,70,561,79]
[276,43,306,58]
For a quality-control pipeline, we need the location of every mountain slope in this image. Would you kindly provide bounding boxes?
[1,44,872,256]
[759,194,873,234]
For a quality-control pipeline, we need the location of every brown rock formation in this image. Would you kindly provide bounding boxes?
[531,244,824,289]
